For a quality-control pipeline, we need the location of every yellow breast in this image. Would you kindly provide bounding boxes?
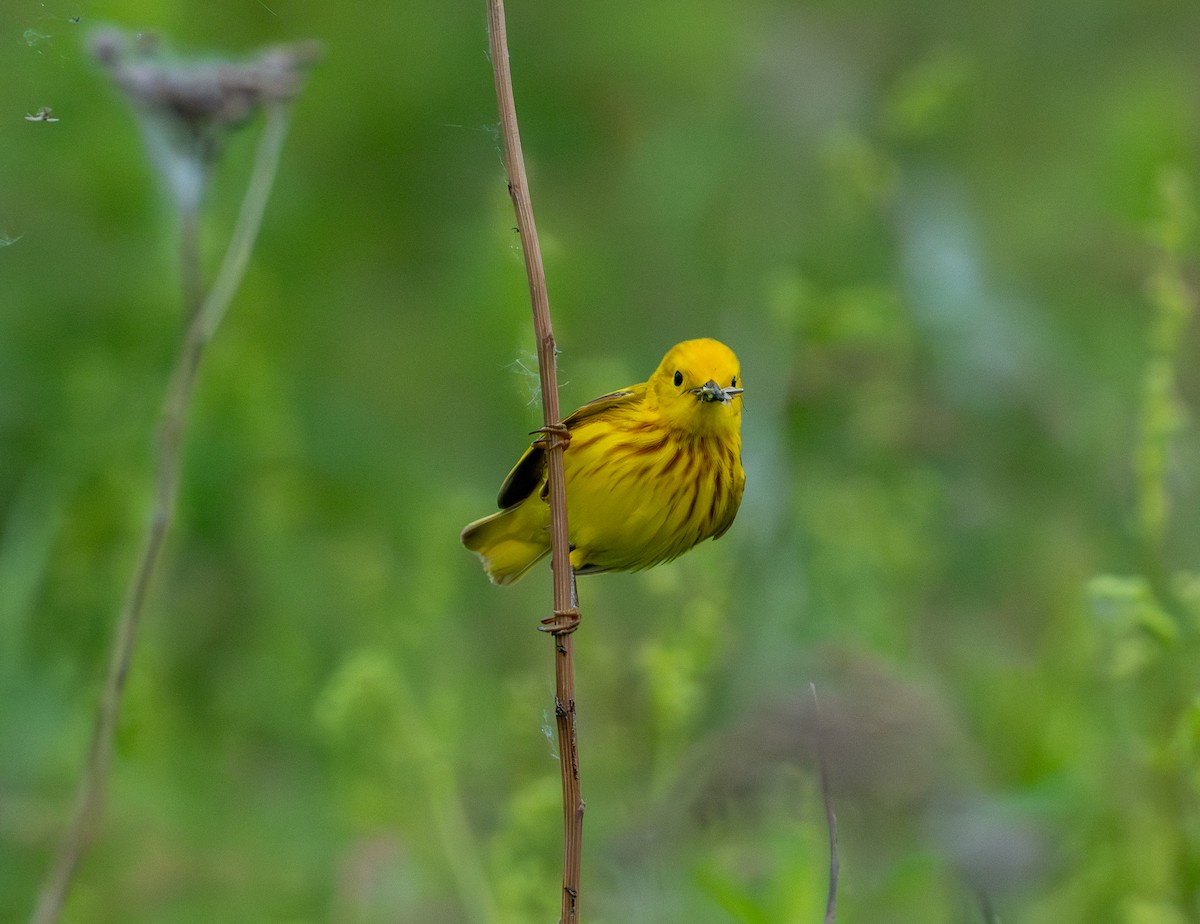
[563,392,744,574]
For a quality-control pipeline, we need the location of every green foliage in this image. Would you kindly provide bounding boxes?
[3,0,1200,921]
[1077,173,1200,922]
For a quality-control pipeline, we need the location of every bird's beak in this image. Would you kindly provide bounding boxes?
[692,380,743,404]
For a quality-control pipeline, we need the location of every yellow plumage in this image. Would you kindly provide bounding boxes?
[461,338,745,584]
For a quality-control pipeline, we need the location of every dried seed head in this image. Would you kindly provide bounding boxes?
[90,28,320,209]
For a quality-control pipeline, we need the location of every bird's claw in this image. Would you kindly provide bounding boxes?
[539,607,581,635]
[530,423,572,452]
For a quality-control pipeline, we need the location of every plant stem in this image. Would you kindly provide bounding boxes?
[28,103,292,924]
[392,668,502,924]
[485,2,584,921]
[809,683,839,924]
[197,105,292,343]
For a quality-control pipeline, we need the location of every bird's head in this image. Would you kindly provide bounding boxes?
[650,338,743,435]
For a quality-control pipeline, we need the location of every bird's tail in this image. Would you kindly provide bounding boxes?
[461,504,550,585]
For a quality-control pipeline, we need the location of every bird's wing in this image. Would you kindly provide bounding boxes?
[495,386,643,508]
[561,386,643,428]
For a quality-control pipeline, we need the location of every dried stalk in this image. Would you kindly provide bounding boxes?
[809,683,839,924]
[29,88,296,924]
[485,2,585,921]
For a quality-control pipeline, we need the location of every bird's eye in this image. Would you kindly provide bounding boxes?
[673,370,683,387]
[731,375,738,387]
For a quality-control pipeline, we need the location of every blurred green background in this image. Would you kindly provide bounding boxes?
[3,0,1200,921]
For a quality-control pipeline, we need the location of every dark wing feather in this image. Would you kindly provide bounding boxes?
[494,387,643,508]
[495,444,546,509]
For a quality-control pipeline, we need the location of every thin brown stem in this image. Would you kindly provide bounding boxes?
[486,3,584,921]
[28,104,292,924]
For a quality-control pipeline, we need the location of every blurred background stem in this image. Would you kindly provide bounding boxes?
[29,102,293,924]
[1136,169,1196,597]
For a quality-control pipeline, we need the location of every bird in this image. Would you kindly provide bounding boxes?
[461,338,745,584]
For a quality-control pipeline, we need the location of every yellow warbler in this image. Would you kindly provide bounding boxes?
[462,338,745,584]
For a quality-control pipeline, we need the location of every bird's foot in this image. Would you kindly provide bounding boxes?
[530,422,572,452]
[538,607,581,636]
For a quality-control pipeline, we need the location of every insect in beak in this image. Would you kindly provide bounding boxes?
[692,380,743,404]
